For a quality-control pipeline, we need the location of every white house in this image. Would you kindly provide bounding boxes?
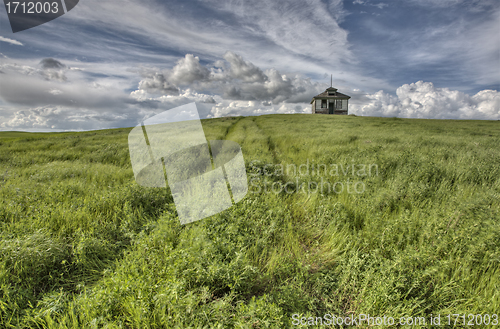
[311,87,350,115]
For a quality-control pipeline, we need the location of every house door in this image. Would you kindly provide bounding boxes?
[328,102,334,114]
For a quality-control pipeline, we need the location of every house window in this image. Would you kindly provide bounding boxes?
[328,92,336,96]
[321,99,327,108]
[336,100,342,109]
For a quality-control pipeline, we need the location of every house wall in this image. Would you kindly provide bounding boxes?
[314,99,328,114]
[312,100,322,113]
[334,99,348,114]
[315,100,323,110]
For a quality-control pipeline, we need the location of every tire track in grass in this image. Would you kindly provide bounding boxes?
[251,117,281,165]
[219,117,275,164]
[223,116,245,141]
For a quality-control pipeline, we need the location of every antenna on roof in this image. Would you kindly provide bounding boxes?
[330,74,332,88]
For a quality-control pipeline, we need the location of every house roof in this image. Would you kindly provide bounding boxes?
[310,87,351,104]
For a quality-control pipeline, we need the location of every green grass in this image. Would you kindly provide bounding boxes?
[0,115,499,328]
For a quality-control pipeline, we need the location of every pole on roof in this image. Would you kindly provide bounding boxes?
[331,74,332,87]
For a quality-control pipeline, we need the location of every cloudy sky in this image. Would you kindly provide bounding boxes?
[0,0,499,131]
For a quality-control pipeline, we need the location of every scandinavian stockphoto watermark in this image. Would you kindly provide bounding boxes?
[128,103,248,225]
[248,159,379,195]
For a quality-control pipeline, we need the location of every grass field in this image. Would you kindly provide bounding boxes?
[0,114,499,328]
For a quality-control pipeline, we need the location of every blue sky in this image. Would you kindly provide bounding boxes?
[0,0,498,130]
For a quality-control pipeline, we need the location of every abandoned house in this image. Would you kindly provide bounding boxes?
[311,87,350,115]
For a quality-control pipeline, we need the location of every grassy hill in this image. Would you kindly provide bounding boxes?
[0,114,499,328]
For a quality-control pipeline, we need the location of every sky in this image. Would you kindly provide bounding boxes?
[0,0,499,131]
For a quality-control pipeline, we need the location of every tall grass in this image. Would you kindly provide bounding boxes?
[0,116,499,328]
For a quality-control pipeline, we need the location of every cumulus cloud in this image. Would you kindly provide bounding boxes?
[137,72,180,96]
[223,52,267,83]
[0,58,68,82]
[209,100,309,118]
[135,52,324,104]
[39,58,67,81]
[0,105,150,131]
[131,80,311,120]
[40,58,66,70]
[169,54,211,85]
[0,36,23,46]
[1,107,65,130]
[136,54,212,95]
[350,81,500,120]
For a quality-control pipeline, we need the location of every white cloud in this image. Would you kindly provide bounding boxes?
[0,105,149,131]
[0,68,125,108]
[0,36,23,46]
[209,100,309,118]
[136,73,180,96]
[1,107,64,130]
[170,54,211,85]
[134,52,325,104]
[223,52,267,83]
[48,89,63,95]
[352,1,388,9]
[373,3,388,9]
[0,59,67,81]
[350,81,500,120]
[199,0,351,65]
